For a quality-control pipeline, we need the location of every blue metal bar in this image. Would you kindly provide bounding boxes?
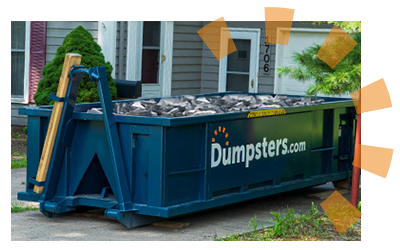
[168,168,205,176]
[310,147,336,153]
[40,71,85,203]
[28,177,45,187]
[68,65,100,82]
[48,93,65,102]
[91,66,133,212]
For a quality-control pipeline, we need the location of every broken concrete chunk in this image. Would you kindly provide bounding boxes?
[130,101,146,110]
[87,108,102,114]
[195,97,210,104]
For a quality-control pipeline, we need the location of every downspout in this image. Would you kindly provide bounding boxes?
[351,114,361,206]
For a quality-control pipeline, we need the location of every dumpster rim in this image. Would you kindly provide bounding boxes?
[19,92,355,127]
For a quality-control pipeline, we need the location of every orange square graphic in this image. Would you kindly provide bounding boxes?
[197,17,237,61]
[264,7,295,45]
[316,25,358,69]
[320,191,362,234]
[360,80,389,113]
[353,144,393,178]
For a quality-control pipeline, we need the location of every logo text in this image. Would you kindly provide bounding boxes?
[211,137,306,168]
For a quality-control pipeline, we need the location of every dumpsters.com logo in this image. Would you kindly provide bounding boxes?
[211,126,307,168]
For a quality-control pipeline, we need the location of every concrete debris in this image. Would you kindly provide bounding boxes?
[87,94,324,117]
[87,108,102,114]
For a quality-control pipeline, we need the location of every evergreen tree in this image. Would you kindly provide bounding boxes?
[277,22,361,96]
[34,25,117,105]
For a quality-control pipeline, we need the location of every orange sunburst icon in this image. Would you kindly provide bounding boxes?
[212,126,229,146]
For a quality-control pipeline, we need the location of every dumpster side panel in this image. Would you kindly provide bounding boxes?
[208,112,312,197]
[132,132,150,205]
[163,124,206,206]
[310,109,335,175]
[68,121,111,196]
[130,125,164,207]
[24,116,49,196]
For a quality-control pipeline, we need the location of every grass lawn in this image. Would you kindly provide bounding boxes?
[215,202,361,241]
[11,155,27,169]
[11,203,39,213]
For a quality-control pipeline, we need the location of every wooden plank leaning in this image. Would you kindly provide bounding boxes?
[33,53,82,193]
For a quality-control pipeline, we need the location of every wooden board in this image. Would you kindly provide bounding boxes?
[33,53,82,193]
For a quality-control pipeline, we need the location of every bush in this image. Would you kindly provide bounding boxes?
[34,25,117,106]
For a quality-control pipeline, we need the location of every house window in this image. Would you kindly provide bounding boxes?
[141,21,160,83]
[11,21,27,100]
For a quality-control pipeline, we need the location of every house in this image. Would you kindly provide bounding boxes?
[11,21,335,125]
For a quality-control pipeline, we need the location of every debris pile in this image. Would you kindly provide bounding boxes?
[87,94,323,117]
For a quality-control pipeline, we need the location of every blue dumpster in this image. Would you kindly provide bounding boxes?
[18,66,356,228]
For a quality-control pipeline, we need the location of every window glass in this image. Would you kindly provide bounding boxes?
[142,21,160,83]
[226,39,251,92]
[11,21,26,97]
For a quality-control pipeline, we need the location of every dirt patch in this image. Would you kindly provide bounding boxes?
[11,126,27,157]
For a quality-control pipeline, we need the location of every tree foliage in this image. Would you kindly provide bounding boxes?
[34,25,117,106]
[277,22,361,96]
[314,21,361,32]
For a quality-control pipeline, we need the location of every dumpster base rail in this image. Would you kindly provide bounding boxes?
[18,191,162,228]
[19,172,348,228]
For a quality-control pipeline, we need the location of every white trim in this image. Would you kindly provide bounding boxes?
[126,21,143,81]
[98,21,117,78]
[11,21,30,104]
[159,21,174,97]
[277,28,340,33]
[218,28,260,93]
[273,27,342,94]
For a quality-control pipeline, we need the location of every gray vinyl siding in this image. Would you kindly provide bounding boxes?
[46,21,98,64]
[11,103,28,126]
[201,41,219,94]
[171,21,203,96]
[200,21,217,94]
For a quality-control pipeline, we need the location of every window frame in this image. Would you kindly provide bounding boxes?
[11,21,30,104]
[218,28,261,93]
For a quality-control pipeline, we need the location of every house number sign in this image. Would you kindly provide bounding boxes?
[263,38,271,75]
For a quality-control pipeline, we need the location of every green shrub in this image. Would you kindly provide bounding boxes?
[34,25,117,106]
